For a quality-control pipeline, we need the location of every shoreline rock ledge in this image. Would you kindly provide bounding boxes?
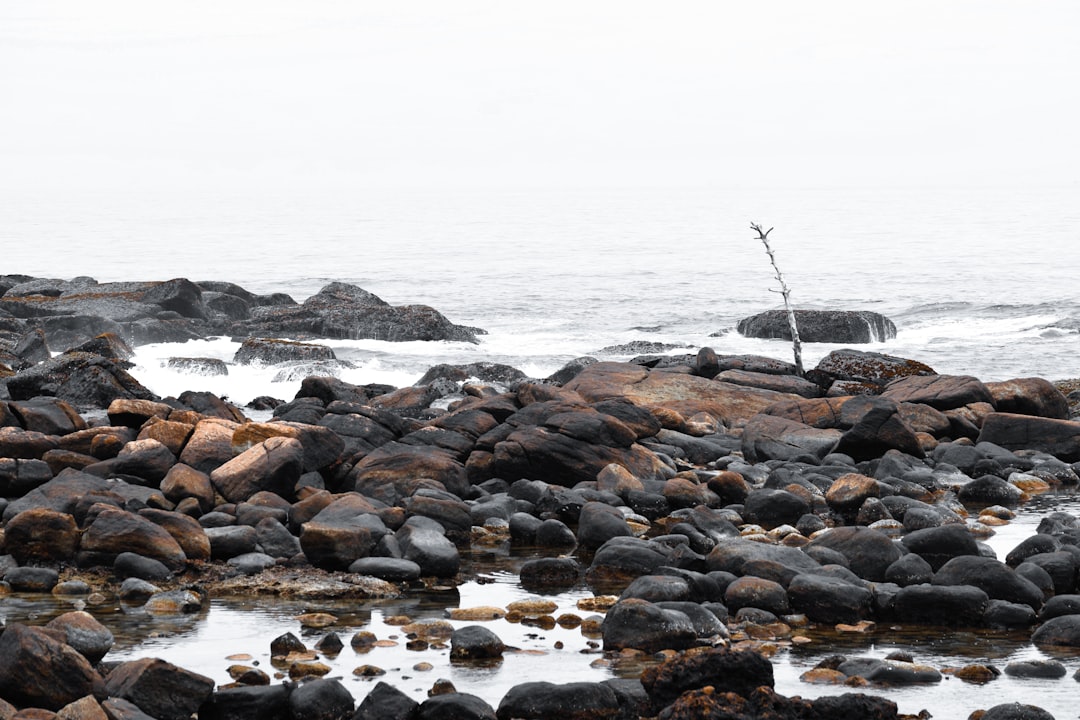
[737,309,897,343]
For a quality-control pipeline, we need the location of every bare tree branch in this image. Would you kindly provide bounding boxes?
[751,223,803,376]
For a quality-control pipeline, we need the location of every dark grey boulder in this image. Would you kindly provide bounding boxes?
[450,625,506,661]
[417,692,497,720]
[981,703,1057,720]
[353,681,419,720]
[737,309,896,343]
[287,677,354,720]
[601,598,697,653]
[348,557,422,582]
[804,526,903,582]
[900,523,981,571]
[1032,614,1080,648]
[496,681,621,720]
[893,583,989,626]
[932,555,1044,610]
[199,683,292,720]
[787,573,872,624]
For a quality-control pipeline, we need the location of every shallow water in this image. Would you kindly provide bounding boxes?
[6,494,1080,717]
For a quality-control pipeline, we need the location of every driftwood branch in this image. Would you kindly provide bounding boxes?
[751,223,804,376]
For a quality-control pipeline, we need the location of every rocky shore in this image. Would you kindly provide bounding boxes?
[3,276,1080,719]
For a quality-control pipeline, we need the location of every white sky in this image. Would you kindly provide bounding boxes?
[1,1,1078,191]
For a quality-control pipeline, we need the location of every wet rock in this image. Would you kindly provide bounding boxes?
[958,474,1025,506]
[900,523,981,571]
[4,565,59,592]
[55,695,110,720]
[519,557,580,589]
[586,537,676,587]
[814,349,934,387]
[788,573,872,624]
[2,507,80,564]
[837,657,941,684]
[417,693,497,720]
[0,457,54,496]
[535,518,578,547]
[348,557,421,582]
[882,374,995,411]
[118,578,160,604]
[353,681,419,720]
[351,444,468,503]
[724,576,789,615]
[114,552,172,581]
[893,583,989,626]
[177,419,242,474]
[641,648,774,709]
[832,397,925,461]
[7,397,85,436]
[239,281,480,343]
[978,412,1080,462]
[6,352,159,410]
[234,338,336,366]
[232,421,344,474]
[981,703,1057,720]
[740,415,842,463]
[253,517,302,560]
[620,575,691,603]
[450,625,506,660]
[143,588,205,615]
[138,508,212,562]
[287,677,354,720]
[209,435,304,503]
[707,537,821,577]
[299,494,382,570]
[198,683,292,720]
[576,501,633,550]
[0,623,105,711]
[804,526,903,582]
[101,696,159,719]
[496,681,621,720]
[1032,614,1080,648]
[885,553,934,587]
[396,517,460,577]
[564,362,798,428]
[205,525,260,561]
[1004,659,1067,678]
[811,693,898,720]
[601,598,698,653]
[933,555,1044,610]
[739,309,898,344]
[45,611,114,664]
[79,506,187,570]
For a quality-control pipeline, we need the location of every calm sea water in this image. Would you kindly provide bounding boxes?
[4,184,1079,402]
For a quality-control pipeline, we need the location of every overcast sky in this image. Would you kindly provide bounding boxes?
[2,1,1078,192]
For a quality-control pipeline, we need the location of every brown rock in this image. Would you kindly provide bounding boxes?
[986,378,1069,419]
[56,696,109,720]
[210,436,304,503]
[137,508,212,561]
[79,506,187,570]
[0,624,104,711]
[137,419,194,457]
[106,399,175,429]
[564,362,800,428]
[882,374,995,411]
[740,415,842,463]
[178,418,241,474]
[825,473,881,515]
[159,463,216,513]
[977,413,1080,462]
[104,657,214,720]
[231,421,345,472]
[2,508,81,564]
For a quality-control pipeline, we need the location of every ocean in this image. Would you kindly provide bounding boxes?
[4,183,1079,406]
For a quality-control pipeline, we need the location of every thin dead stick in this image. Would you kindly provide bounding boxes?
[751,223,803,376]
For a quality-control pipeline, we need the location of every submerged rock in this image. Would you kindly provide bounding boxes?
[737,309,897,343]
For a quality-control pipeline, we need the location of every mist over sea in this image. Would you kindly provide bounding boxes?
[5,183,1079,406]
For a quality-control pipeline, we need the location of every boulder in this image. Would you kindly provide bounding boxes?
[496,682,620,720]
[299,495,383,571]
[1032,614,1080,648]
[0,623,105,711]
[232,421,345,473]
[737,309,897,343]
[210,436,304,503]
[740,415,842,463]
[178,419,241,474]
[2,507,81,564]
[79,506,187,570]
[564,362,800,428]
[978,412,1080,462]
[640,647,774,709]
[601,599,698,653]
[353,681,419,720]
[238,282,480,343]
[788,573,872,624]
[233,338,336,366]
[350,443,468,502]
[287,677,354,720]
[932,555,1044,610]
[450,625,506,661]
[804,526,902,582]
[6,352,157,409]
[831,397,924,461]
[900,524,981,571]
[882,374,995,411]
[198,684,292,720]
[45,611,114,664]
[723,576,789,615]
[981,703,1056,720]
[576,501,633,551]
[416,693,497,720]
[6,397,85,435]
[987,378,1070,419]
[715,369,823,398]
[893,583,989,626]
[395,518,460,577]
[814,349,934,386]
[586,537,677,588]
